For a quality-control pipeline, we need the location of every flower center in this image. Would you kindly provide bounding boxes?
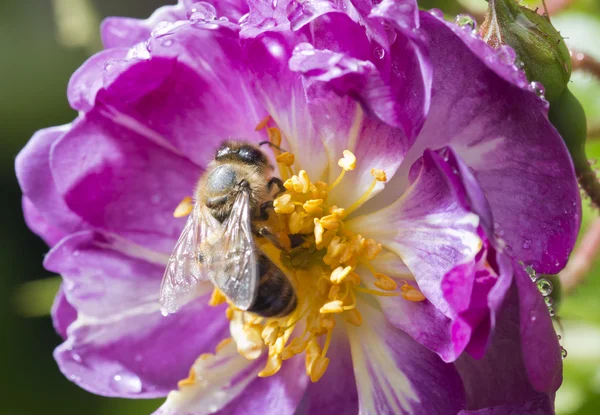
[179,122,426,387]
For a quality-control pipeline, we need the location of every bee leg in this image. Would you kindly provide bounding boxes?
[255,226,291,251]
[258,141,288,153]
[267,177,285,196]
[258,201,274,220]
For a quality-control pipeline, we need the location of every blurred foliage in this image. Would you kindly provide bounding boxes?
[1,0,599,414]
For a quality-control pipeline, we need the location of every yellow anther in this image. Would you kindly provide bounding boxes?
[215,337,233,353]
[310,356,330,382]
[338,244,354,264]
[208,288,226,306]
[285,337,309,356]
[338,150,357,171]
[328,284,341,300]
[305,337,321,376]
[330,266,352,284]
[320,300,345,314]
[276,152,295,166]
[363,239,382,260]
[314,219,325,246]
[267,127,282,147]
[319,214,340,230]
[313,181,329,198]
[345,308,363,326]
[173,196,194,218]
[323,237,347,267]
[303,199,324,215]
[297,170,311,193]
[199,353,212,361]
[261,323,281,346]
[273,194,295,214]
[258,353,283,377]
[177,368,196,388]
[288,212,313,234]
[255,115,271,131]
[374,273,398,291]
[225,307,234,320]
[401,283,426,302]
[371,168,387,182]
[330,206,346,217]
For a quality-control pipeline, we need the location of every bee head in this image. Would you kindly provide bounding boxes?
[215,141,268,167]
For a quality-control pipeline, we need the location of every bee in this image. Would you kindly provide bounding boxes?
[159,141,297,318]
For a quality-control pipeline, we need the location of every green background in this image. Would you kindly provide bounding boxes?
[0,0,598,414]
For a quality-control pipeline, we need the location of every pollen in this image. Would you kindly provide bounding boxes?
[204,148,410,385]
[173,196,194,218]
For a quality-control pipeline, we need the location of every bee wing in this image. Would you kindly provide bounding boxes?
[210,191,259,310]
[159,203,222,315]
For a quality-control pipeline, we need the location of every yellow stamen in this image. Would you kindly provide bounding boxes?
[401,283,426,302]
[267,127,282,148]
[370,168,387,182]
[173,196,194,218]
[276,152,295,166]
[274,194,295,214]
[338,150,357,171]
[310,356,330,382]
[208,288,226,306]
[374,273,398,291]
[330,266,352,284]
[255,115,271,131]
[305,338,321,375]
[258,353,283,377]
[328,169,346,191]
[363,239,382,260]
[319,214,341,230]
[354,286,400,297]
[303,199,324,215]
[344,178,377,217]
[261,322,281,346]
[320,300,345,313]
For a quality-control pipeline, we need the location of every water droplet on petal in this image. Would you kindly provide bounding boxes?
[548,307,555,317]
[557,334,562,340]
[561,347,568,358]
[455,14,477,32]
[373,46,385,59]
[523,239,531,249]
[218,16,229,22]
[104,62,113,71]
[187,2,217,23]
[429,8,444,18]
[162,39,173,47]
[272,0,278,8]
[536,278,553,296]
[529,81,546,98]
[515,59,525,69]
[72,353,82,363]
[70,375,81,382]
[293,43,315,56]
[544,296,554,306]
[110,371,143,394]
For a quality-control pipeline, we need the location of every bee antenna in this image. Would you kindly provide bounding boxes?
[258,141,287,153]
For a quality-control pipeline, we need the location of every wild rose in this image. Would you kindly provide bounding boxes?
[16,1,580,414]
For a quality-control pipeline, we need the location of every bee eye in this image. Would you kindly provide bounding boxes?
[238,146,266,165]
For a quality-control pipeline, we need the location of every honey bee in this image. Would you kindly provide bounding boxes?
[159,141,297,318]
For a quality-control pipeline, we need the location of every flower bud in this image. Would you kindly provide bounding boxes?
[479,0,571,103]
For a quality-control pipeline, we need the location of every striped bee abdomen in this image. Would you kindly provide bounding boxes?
[248,253,297,317]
